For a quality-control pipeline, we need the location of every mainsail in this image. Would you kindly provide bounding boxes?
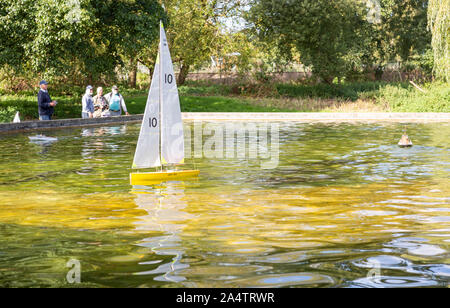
[159,23,184,165]
[132,22,184,169]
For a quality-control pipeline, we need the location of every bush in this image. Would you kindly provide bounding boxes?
[275,81,412,101]
[378,82,450,112]
[403,49,434,78]
[178,84,232,96]
[0,106,18,123]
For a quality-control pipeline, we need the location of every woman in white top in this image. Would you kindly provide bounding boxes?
[81,85,94,118]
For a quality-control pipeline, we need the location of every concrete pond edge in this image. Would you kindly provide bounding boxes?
[1,112,449,134]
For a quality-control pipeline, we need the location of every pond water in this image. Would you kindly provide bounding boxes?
[0,121,449,288]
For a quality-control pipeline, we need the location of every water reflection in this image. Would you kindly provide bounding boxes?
[0,122,448,287]
[81,126,127,137]
[28,135,58,155]
[132,182,192,282]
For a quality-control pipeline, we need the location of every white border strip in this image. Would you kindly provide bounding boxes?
[182,112,450,122]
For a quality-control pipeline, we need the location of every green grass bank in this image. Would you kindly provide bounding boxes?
[0,81,448,122]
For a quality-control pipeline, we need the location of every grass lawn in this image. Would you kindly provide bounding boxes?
[127,95,296,114]
[0,94,295,122]
[1,81,448,122]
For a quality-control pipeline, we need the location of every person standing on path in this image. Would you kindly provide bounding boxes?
[82,85,94,118]
[37,80,57,121]
[105,85,130,117]
[93,87,110,118]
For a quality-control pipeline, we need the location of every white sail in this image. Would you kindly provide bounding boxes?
[13,112,20,123]
[132,54,161,169]
[159,22,184,165]
[132,22,184,169]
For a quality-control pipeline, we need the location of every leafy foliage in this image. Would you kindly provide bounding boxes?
[379,81,450,111]
[247,0,432,82]
[132,0,245,85]
[248,0,369,83]
[0,0,164,85]
[0,0,445,94]
[428,0,449,81]
[0,106,17,123]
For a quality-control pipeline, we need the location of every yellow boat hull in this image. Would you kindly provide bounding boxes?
[130,169,200,185]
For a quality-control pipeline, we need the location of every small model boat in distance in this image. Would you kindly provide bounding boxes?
[398,127,413,147]
[28,135,58,143]
[13,112,20,123]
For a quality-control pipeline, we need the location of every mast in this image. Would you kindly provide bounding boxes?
[159,21,163,171]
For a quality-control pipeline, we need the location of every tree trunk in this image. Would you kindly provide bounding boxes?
[374,65,384,81]
[322,75,334,85]
[177,63,190,86]
[129,58,137,88]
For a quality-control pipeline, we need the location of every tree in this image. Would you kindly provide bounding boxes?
[0,0,35,71]
[162,0,220,85]
[112,0,166,87]
[248,0,368,84]
[360,0,430,80]
[247,0,434,83]
[136,0,242,86]
[428,0,449,81]
[0,0,164,85]
[387,0,430,62]
[218,29,296,83]
[0,0,102,81]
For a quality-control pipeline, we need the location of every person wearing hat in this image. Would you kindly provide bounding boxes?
[105,85,130,117]
[37,80,57,121]
[82,85,94,118]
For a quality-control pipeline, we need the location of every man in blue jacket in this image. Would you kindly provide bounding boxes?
[37,80,57,120]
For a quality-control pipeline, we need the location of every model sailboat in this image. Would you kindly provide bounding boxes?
[130,22,199,185]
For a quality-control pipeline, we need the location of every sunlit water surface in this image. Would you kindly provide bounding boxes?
[0,121,449,288]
